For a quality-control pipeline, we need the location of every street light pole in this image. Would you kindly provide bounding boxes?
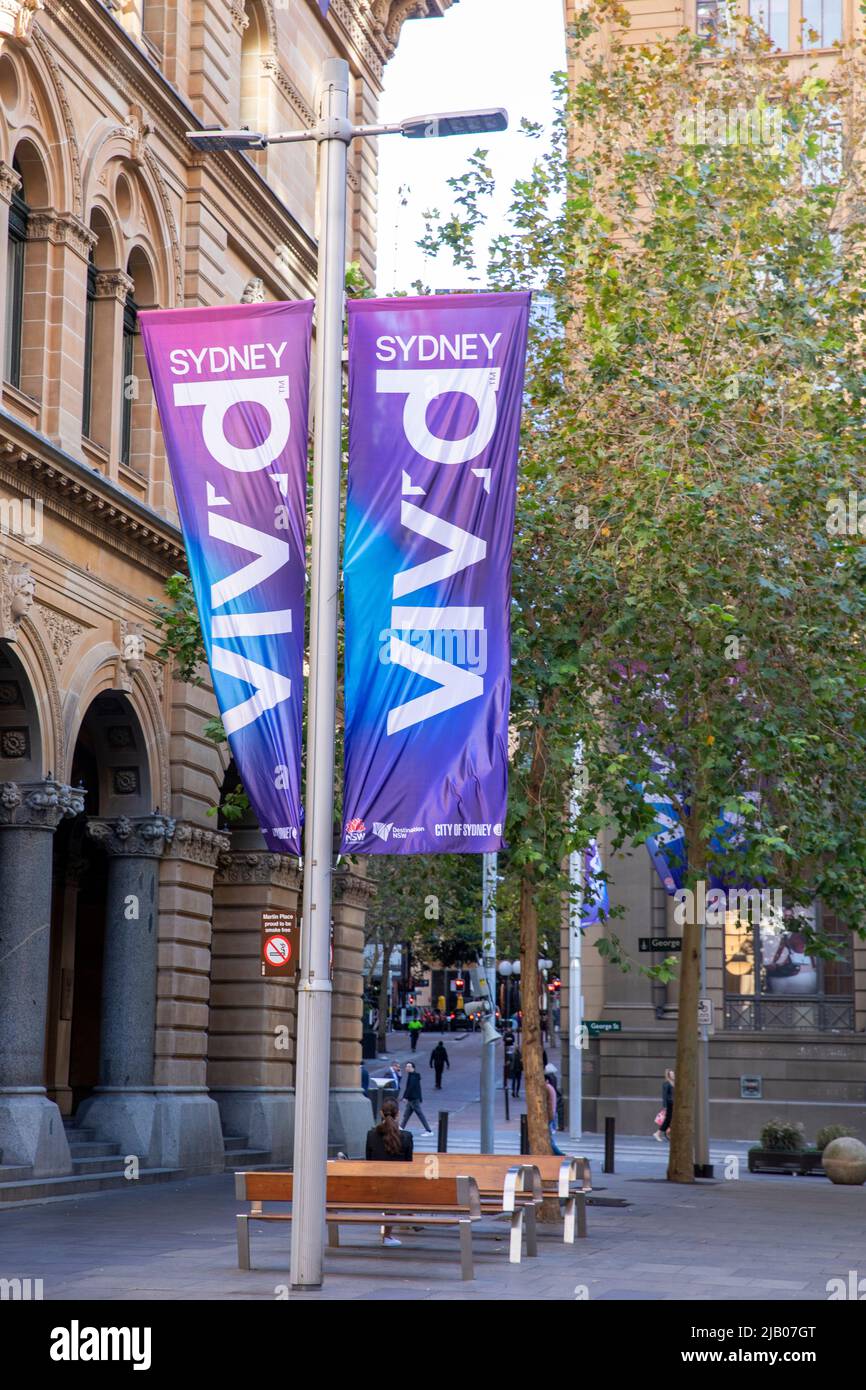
[289,57,349,1290]
[480,851,498,1153]
[185,68,508,1293]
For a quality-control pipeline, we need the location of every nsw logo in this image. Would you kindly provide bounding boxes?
[345,817,366,844]
[372,822,393,842]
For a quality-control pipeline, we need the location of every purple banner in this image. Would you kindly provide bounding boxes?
[342,292,531,854]
[140,301,313,853]
[319,0,330,13]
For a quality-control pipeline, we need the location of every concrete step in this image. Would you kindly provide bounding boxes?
[71,1155,129,1175]
[0,1164,33,1183]
[222,1135,248,1152]
[224,1149,273,1171]
[0,1167,179,1205]
[68,1142,121,1159]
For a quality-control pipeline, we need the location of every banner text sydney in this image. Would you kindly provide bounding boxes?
[342,292,531,854]
[141,301,312,853]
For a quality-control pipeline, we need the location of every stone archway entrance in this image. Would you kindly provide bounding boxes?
[48,691,175,1147]
[0,642,83,1177]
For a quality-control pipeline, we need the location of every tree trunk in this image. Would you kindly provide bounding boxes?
[520,874,552,1157]
[667,813,705,1183]
[376,942,390,1055]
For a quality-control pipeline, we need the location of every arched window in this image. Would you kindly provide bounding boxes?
[81,247,97,438]
[120,280,138,467]
[4,156,27,388]
[240,1,272,137]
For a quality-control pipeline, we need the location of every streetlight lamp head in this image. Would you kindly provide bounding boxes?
[400,108,508,140]
[498,960,513,978]
[512,960,521,976]
[186,129,266,152]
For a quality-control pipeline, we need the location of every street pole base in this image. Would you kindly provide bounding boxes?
[693,1162,715,1180]
[291,1281,323,1291]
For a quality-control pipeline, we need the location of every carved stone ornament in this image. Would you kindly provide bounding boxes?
[0,557,35,642]
[117,619,146,690]
[240,277,266,304]
[171,822,231,868]
[87,813,176,858]
[216,849,301,889]
[0,0,44,43]
[36,605,85,669]
[0,778,85,829]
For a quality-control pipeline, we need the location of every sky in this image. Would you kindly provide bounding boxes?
[375,0,566,294]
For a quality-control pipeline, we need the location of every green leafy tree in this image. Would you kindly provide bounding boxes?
[418,1,866,1177]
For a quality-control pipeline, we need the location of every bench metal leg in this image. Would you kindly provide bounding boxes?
[508,1209,523,1264]
[524,1203,538,1258]
[458,1220,474,1281]
[576,1192,587,1239]
[327,1222,340,1249]
[563,1196,576,1245]
[237,1214,251,1271]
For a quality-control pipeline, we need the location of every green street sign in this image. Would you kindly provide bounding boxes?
[585,1020,622,1036]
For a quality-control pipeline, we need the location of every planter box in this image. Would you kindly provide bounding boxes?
[748,1148,825,1177]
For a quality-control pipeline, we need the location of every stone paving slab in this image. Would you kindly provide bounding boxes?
[1,1149,864,1301]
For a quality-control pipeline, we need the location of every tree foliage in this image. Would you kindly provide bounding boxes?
[418,1,866,1173]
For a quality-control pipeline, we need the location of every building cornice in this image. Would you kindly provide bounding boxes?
[0,409,185,574]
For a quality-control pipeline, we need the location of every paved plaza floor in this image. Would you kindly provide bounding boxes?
[3,1032,863,1302]
[3,1139,864,1301]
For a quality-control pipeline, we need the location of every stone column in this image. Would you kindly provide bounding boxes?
[0,778,83,1175]
[208,837,300,1163]
[152,821,228,1174]
[329,862,376,1158]
[76,813,175,1167]
[88,269,134,471]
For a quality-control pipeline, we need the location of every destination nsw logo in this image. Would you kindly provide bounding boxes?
[50,1320,152,1371]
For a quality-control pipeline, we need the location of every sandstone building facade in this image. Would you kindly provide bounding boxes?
[560,0,866,1142]
[0,0,454,1197]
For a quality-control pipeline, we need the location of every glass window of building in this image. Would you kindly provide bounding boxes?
[4,160,27,389]
[725,902,854,1031]
[802,0,842,46]
[81,250,97,439]
[749,0,790,48]
[120,285,137,467]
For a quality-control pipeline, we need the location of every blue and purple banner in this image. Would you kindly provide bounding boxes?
[341,292,531,855]
[141,300,313,853]
[581,840,610,926]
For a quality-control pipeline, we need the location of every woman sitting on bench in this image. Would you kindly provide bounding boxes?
[366,1098,413,1247]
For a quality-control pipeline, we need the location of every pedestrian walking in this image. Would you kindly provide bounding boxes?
[654,1068,675,1141]
[510,1045,523,1098]
[401,1061,433,1135]
[430,1039,450,1089]
[366,1097,413,1247]
[407,1016,423,1051]
[546,1076,564,1155]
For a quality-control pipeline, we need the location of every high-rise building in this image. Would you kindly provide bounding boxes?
[0,0,455,1199]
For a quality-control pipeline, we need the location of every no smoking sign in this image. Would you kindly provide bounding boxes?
[261,911,300,978]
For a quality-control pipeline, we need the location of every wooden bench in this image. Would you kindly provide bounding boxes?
[235,1171,483,1280]
[328,1158,541,1263]
[402,1153,591,1243]
[521,1154,592,1242]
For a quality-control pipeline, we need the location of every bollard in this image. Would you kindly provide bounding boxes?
[603,1115,615,1173]
[520,1113,529,1155]
[437,1110,449,1153]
